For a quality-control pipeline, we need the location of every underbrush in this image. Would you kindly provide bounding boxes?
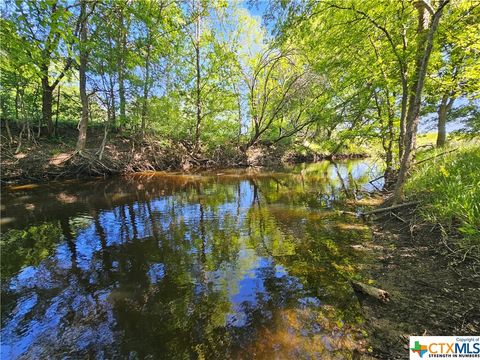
[405,144,480,257]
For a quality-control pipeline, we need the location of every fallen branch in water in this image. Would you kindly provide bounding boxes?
[351,281,390,302]
[361,201,420,216]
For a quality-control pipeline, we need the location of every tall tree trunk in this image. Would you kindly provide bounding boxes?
[141,41,151,139]
[399,77,408,161]
[393,1,448,202]
[106,33,117,129]
[398,16,409,162]
[76,0,89,151]
[384,107,395,187]
[118,67,126,127]
[118,7,127,128]
[380,95,395,187]
[245,84,259,149]
[245,115,260,150]
[109,72,116,128]
[237,94,242,145]
[15,85,19,122]
[194,0,202,152]
[1,97,13,143]
[436,95,454,147]
[194,43,201,150]
[41,76,54,136]
[54,85,61,136]
[98,122,109,160]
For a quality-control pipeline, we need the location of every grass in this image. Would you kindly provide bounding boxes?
[416,132,438,147]
[405,142,480,252]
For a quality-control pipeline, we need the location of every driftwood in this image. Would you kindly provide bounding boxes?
[361,201,420,216]
[351,281,391,302]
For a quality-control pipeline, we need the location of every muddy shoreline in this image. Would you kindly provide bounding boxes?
[1,135,368,186]
[358,206,480,359]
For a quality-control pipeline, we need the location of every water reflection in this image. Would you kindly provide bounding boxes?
[1,161,380,359]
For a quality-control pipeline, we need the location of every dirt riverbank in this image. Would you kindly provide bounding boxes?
[1,125,367,185]
[356,205,480,359]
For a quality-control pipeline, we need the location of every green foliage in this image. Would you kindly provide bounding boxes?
[0,222,62,280]
[405,144,480,248]
[0,0,478,170]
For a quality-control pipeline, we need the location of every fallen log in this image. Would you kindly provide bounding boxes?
[361,201,420,216]
[351,281,390,303]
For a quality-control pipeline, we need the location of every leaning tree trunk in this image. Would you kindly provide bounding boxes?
[399,77,408,162]
[393,1,448,202]
[76,0,89,151]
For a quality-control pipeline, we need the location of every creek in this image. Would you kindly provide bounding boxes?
[0,160,384,359]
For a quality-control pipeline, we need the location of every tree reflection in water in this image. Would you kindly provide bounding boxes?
[1,161,380,359]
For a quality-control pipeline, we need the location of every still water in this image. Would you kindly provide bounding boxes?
[1,161,382,359]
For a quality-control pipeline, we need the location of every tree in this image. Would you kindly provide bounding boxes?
[76,0,96,151]
[0,16,39,143]
[132,0,172,138]
[88,0,120,130]
[176,0,243,152]
[12,0,80,136]
[242,47,315,149]
[425,2,480,147]
[393,0,450,202]
[193,0,203,152]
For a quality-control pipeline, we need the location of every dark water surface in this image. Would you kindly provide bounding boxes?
[1,161,382,359]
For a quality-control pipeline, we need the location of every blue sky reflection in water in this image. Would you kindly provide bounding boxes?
[0,160,382,359]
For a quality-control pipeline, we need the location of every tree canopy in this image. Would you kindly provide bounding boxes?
[1,0,479,198]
